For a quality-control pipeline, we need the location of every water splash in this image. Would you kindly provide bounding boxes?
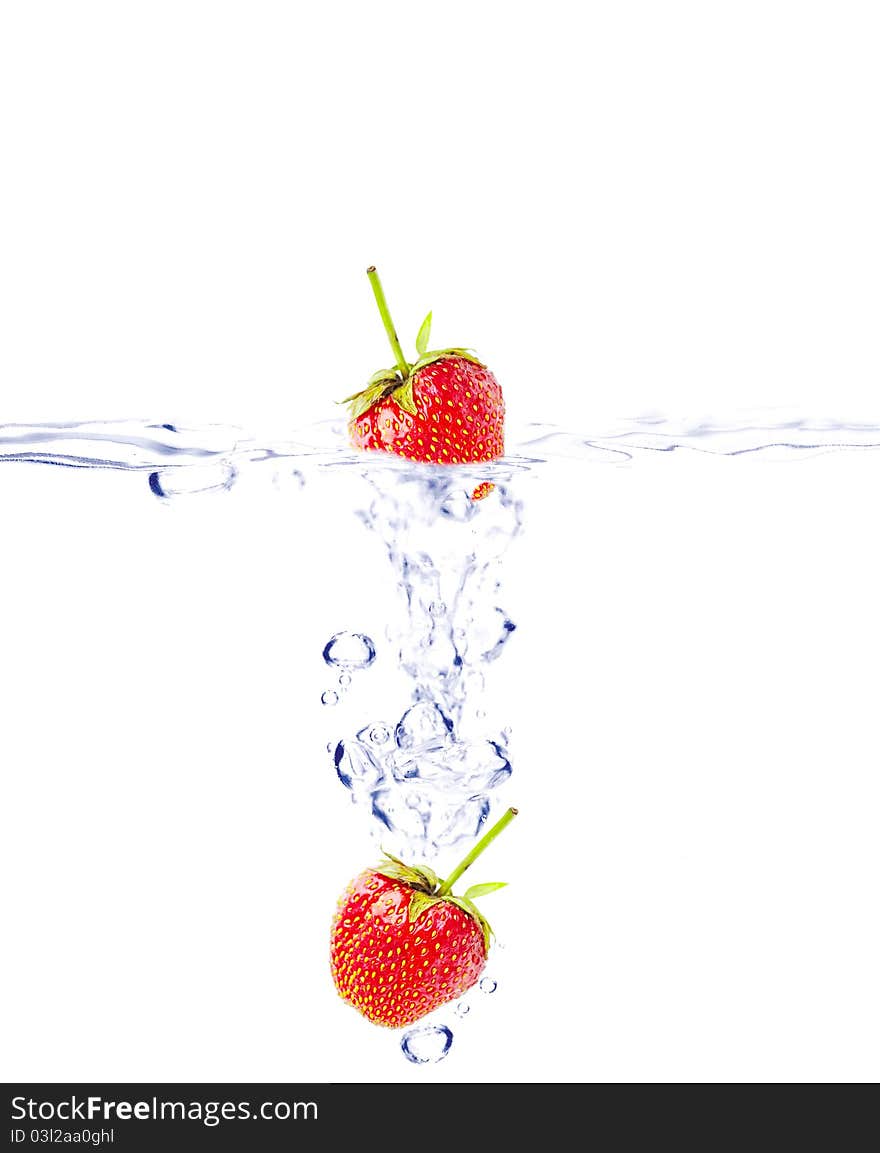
[400,1024,453,1065]
[5,411,880,497]
[325,461,524,857]
[6,412,880,854]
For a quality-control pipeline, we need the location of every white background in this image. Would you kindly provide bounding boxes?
[2,2,879,1084]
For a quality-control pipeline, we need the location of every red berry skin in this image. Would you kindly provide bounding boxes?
[348,355,504,465]
[330,869,487,1028]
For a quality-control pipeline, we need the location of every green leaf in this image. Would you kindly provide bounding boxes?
[447,896,493,953]
[448,895,480,920]
[410,347,485,374]
[342,374,403,421]
[408,891,443,923]
[415,311,433,358]
[412,865,440,893]
[391,377,418,417]
[463,882,507,900]
[368,366,402,387]
[340,369,398,404]
[376,851,439,892]
[345,383,386,421]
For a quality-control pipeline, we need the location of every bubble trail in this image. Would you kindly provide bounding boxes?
[323,462,524,858]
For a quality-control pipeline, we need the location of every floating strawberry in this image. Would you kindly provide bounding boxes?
[344,267,504,465]
[330,806,517,1028]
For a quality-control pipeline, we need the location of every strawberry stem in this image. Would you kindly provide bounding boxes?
[367,266,410,381]
[437,807,518,896]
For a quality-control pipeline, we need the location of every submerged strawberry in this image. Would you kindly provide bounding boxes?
[330,807,517,1028]
[344,267,504,464]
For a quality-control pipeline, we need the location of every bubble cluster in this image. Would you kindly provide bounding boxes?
[320,631,377,707]
[324,467,523,858]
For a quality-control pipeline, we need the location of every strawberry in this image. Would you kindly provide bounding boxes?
[330,806,517,1028]
[343,266,504,465]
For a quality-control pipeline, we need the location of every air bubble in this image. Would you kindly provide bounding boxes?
[321,690,339,706]
[322,632,377,670]
[395,702,454,751]
[479,978,497,994]
[338,672,352,688]
[400,1024,453,1065]
[333,740,383,790]
[454,1001,470,1017]
[149,463,237,498]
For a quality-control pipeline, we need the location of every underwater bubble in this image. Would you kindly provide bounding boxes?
[430,795,492,849]
[371,789,431,842]
[356,722,393,749]
[401,1024,453,1065]
[395,701,454,751]
[385,734,512,792]
[399,629,460,685]
[333,741,384,790]
[388,750,439,784]
[338,672,352,688]
[428,601,447,616]
[148,462,237,498]
[479,978,497,994]
[453,739,512,791]
[322,632,377,670]
[439,489,477,521]
[321,690,339,706]
[454,1001,470,1018]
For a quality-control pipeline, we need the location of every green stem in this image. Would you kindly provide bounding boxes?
[438,807,518,896]
[367,266,410,380]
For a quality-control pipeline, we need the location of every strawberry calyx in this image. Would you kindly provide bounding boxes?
[375,850,504,952]
[374,806,518,953]
[342,349,484,422]
[342,266,485,422]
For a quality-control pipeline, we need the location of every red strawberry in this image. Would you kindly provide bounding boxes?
[343,267,504,465]
[330,806,517,1028]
